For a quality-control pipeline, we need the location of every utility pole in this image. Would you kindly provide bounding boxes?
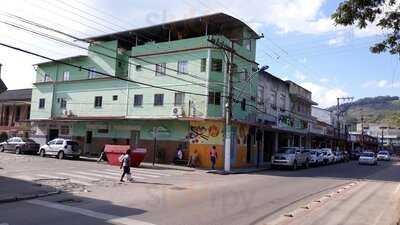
[361,113,365,149]
[380,126,387,150]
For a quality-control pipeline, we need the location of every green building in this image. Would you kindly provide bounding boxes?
[30,13,262,168]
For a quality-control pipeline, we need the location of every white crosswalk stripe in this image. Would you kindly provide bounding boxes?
[56,172,100,181]
[103,169,160,178]
[36,174,92,186]
[92,170,148,180]
[75,171,117,180]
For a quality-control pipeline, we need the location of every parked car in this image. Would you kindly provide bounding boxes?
[271,147,310,170]
[321,148,335,165]
[333,151,343,163]
[349,150,361,160]
[377,151,390,161]
[309,149,324,166]
[358,152,377,165]
[0,137,40,154]
[39,138,80,159]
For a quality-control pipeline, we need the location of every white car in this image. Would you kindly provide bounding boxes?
[309,149,324,166]
[39,138,80,159]
[377,151,390,161]
[321,148,335,165]
[333,151,343,163]
[358,152,377,165]
[271,147,310,170]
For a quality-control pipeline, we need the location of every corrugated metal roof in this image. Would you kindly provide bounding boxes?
[0,88,32,102]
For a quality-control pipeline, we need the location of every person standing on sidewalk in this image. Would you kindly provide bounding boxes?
[210,146,218,170]
[120,149,132,182]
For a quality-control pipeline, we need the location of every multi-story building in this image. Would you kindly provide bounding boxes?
[356,123,400,151]
[256,71,316,164]
[0,89,32,139]
[30,13,261,168]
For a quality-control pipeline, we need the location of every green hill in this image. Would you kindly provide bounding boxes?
[328,96,400,126]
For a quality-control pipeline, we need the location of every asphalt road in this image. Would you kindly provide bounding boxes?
[0,153,399,225]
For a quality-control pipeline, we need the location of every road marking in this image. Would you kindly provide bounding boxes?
[75,171,117,180]
[56,172,100,181]
[94,170,147,180]
[395,184,400,194]
[102,169,160,178]
[27,199,156,225]
[128,168,173,176]
[36,174,92,186]
[0,223,10,225]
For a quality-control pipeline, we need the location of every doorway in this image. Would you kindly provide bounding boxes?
[84,131,93,156]
[130,130,140,150]
[48,129,59,142]
[263,131,275,162]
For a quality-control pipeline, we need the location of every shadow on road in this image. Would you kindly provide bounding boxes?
[255,161,400,183]
[0,176,148,225]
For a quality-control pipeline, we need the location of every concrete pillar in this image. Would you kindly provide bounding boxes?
[274,132,279,154]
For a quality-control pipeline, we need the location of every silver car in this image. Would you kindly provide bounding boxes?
[0,137,40,155]
[358,152,377,165]
[39,138,80,159]
[272,147,310,170]
[377,151,390,161]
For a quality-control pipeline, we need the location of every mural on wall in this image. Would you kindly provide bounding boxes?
[279,115,308,130]
[188,121,223,145]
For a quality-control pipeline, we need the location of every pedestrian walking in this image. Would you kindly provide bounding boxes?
[210,146,218,170]
[97,145,107,162]
[119,149,132,182]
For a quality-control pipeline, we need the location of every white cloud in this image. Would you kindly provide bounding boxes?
[319,77,330,83]
[301,82,348,108]
[362,79,400,88]
[294,71,307,81]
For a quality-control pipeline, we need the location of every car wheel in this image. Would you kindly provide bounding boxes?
[0,145,4,152]
[57,151,64,160]
[39,149,46,157]
[15,147,21,155]
[292,161,298,170]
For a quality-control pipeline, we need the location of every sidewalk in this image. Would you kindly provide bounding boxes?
[207,164,271,175]
[0,176,60,204]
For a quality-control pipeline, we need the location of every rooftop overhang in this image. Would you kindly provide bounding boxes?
[84,13,260,49]
[289,93,318,106]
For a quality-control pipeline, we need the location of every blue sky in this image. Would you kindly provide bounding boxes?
[0,0,398,108]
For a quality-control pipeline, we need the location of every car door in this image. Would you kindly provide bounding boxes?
[4,138,12,150]
[47,140,57,155]
[9,138,18,151]
[55,139,64,153]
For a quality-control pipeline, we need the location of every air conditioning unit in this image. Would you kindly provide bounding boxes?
[172,107,184,117]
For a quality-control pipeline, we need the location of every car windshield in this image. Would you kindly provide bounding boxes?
[22,138,36,143]
[378,151,388,155]
[361,152,375,157]
[278,148,296,154]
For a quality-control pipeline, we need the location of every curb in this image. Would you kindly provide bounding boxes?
[0,190,61,204]
[207,167,270,175]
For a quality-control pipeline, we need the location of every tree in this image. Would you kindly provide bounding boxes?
[332,0,400,55]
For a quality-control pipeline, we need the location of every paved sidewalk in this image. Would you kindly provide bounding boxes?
[0,176,60,204]
[208,164,271,175]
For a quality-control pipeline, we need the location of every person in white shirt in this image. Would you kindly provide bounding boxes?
[120,149,132,182]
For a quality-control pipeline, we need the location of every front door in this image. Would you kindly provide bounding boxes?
[130,131,140,150]
[84,131,93,155]
[48,129,59,142]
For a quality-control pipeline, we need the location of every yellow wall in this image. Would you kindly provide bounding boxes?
[188,121,253,169]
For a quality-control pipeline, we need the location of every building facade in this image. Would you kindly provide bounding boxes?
[0,89,32,139]
[30,13,261,168]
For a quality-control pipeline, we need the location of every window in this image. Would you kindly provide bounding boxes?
[118,61,122,68]
[200,58,207,72]
[39,98,45,109]
[211,59,223,72]
[60,98,67,109]
[56,139,64,145]
[257,86,264,105]
[155,63,166,76]
[244,39,252,51]
[270,91,277,109]
[44,73,51,82]
[241,98,246,111]
[15,106,21,122]
[63,71,70,81]
[174,93,185,106]
[98,129,109,134]
[88,67,96,79]
[94,96,102,108]
[112,95,118,101]
[208,92,221,105]
[243,68,249,81]
[60,126,69,135]
[133,95,143,107]
[279,93,286,109]
[135,65,142,71]
[177,60,188,74]
[154,94,164,106]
